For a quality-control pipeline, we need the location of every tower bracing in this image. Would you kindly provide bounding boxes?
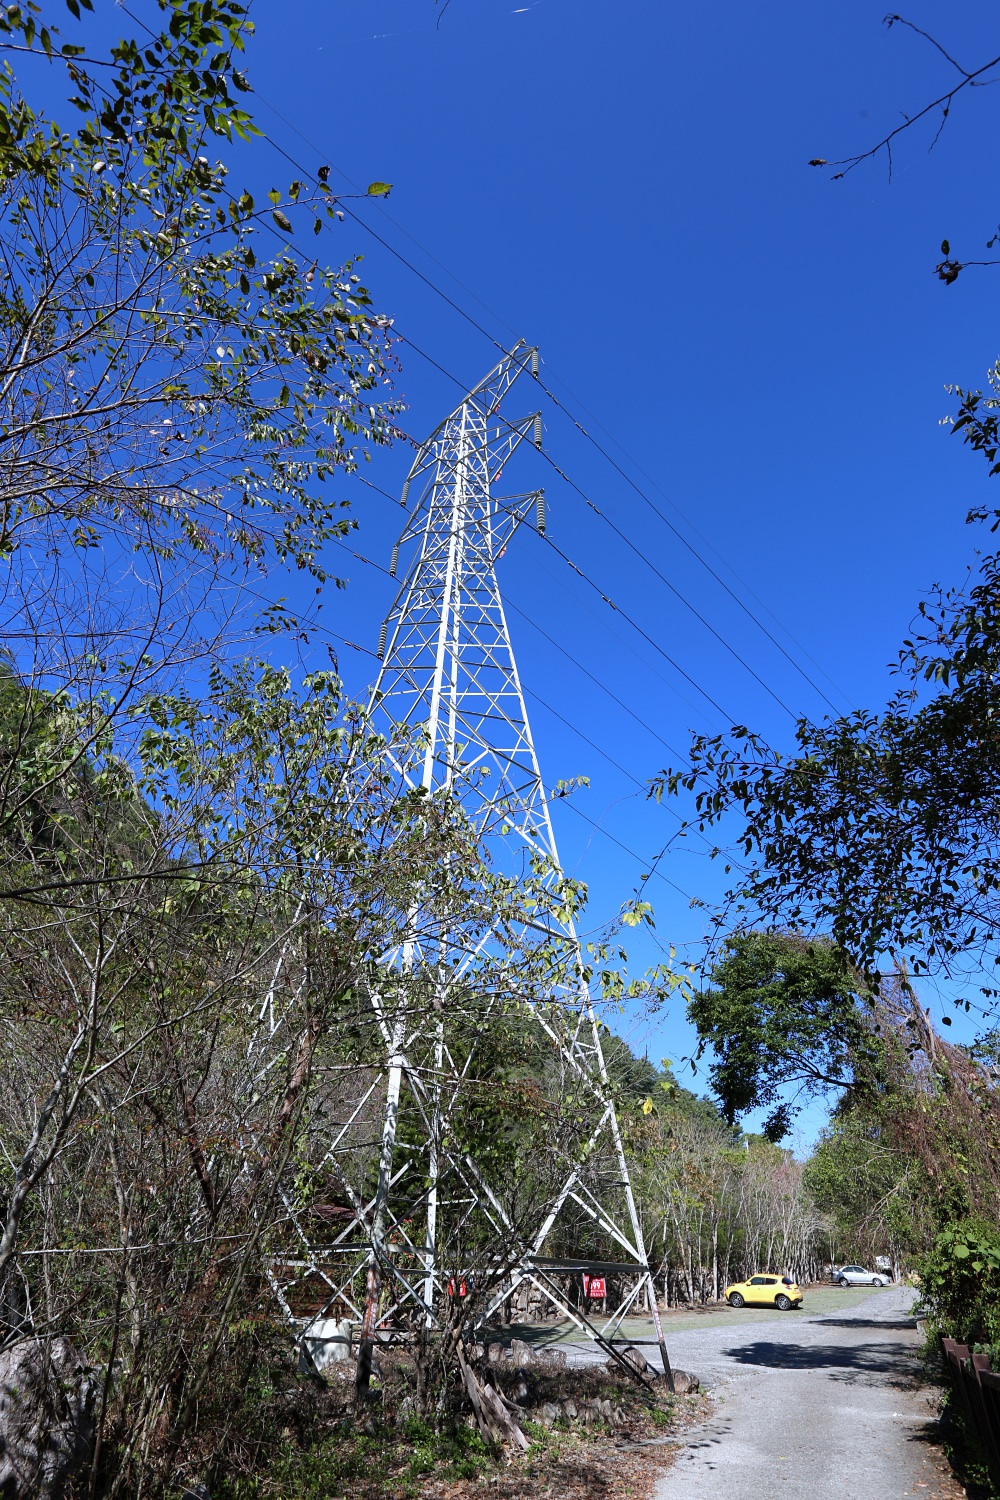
[276,345,673,1382]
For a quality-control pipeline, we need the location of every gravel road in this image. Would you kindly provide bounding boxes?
[647,1285,960,1500]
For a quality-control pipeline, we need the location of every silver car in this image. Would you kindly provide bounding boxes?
[833,1263,889,1287]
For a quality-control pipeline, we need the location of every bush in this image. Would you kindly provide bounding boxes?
[917,1217,1000,1353]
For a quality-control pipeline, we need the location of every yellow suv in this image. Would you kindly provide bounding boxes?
[724,1274,802,1310]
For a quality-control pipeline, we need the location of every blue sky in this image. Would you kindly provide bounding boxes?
[42,0,1000,1134]
[236,0,1000,1132]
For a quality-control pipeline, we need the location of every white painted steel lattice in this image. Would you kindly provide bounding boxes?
[285,346,673,1380]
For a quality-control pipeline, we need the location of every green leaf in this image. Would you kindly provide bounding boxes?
[367,181,392,197]
[953,1243,970,1259]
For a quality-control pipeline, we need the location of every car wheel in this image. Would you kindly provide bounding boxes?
[728,1292,744,1308]
[872,1277,883,1287]
[838,1276,849,1287]
[775,1294,791,1311]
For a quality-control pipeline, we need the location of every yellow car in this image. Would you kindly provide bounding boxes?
[724,1274,802,1311]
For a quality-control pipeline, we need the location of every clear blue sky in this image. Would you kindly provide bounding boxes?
[235,0,1000,1128]
[53,1,1000,1130]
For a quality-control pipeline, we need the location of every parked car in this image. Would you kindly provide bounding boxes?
[832,1264,890,1287]
[724,1274,803,1310]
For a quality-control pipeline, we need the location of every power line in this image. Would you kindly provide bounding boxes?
[504,598,691,767]
[67,21,739,907]
[286,530,716,908]
[537,366,853,710]
[558,796,695,905]
[530,527,737,726]
[528,442,797,719]
[534,376,847,715]
[358,390,743,730]
[189,57,838,726]
[520,668,744,881]
[226,528,708,908]
[372,338,743,725]
[116,5,844,730]
[242,80,846,719]
[250,90,524,344]
[114,14,823,734]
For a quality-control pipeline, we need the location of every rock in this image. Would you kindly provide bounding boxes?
[537,1347,567,1370]
[486,1342,504,1365]
[299,1318,352,1375]
[613,1404,627,1426]
[514,1379,530,1402]
[670,1368,700,1394]
[539,1402,559,1428]
[467,1343,485,1363]
[599,1397,614,1421]
[509,1338,533,1366]
[562,1398,578,1421]
[0,1336,96,1500]
[619,1345,649,1374]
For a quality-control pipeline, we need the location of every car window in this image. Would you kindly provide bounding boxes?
[749,1277,766,1285]
[763,1277,778,1284]
[782,1278,794,1286]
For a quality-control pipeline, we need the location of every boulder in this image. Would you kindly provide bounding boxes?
[299,1318,352,1375]
[562,1398,578,1421]
[0,1336,96,1500]
[619,1345,649,1375]
[509,1338,533,1366]
[536,1347,567,1370]
[670,1368,700,1395]
[539,1402,560,1428]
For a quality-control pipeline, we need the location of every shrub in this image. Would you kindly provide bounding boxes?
[917,1217,1000,1354]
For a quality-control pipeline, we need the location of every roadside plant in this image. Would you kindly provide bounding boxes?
[917,1219,1000,1354]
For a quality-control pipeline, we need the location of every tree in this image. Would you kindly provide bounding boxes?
[0,0,398,922]
[688,933,872,1140]
[804,1109,924,1273]
[0,661,423,1479]
[0,8,699,1488]
[0,3,415,1489]
[653,488,1000,1008]
[0,0,395,574]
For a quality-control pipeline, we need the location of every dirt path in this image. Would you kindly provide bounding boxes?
[648,1285,961,1500]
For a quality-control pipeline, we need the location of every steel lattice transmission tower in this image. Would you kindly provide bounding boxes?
[304,345,673,1379]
